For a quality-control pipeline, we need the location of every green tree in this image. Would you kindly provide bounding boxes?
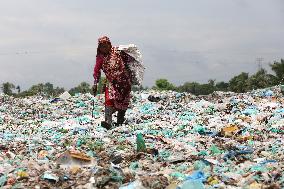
[53,87,65,96]
[154,79,175,91]
[208,79,216,87]
[229,72,249,93]
[247,68,276,90]
[195,83,215,95]
[1,82,15,95]
[19,83,65,97]
[177,82,199,94]
[28,83,45,96]
[270,59,284,84]
[69,82,92,95]
[44,82,54,95]
[215,81,229,91]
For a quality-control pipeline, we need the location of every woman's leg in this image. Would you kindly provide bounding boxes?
[117,109,126,125]
[101,86,116,129]
[105,106,114,124]
[101,106,115,129]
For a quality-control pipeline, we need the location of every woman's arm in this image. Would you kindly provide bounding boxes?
[93,56,103,85]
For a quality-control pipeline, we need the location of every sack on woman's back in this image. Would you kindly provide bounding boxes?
[118,44,145,86]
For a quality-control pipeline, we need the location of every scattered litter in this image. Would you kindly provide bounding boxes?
[0,86,283,188]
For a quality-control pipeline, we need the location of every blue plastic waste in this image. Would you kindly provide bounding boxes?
[242,108,258,115]
[259,160,277,165]
[50,98,61,103]
[177,171,206,189]
[276,108,284,113]
[139,103,157,115]
[177,180,205,189]
[264,90,274,97]
[223,149,254,161]
[186,171,206,182]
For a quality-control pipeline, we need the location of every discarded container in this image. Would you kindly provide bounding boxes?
[42,171,59,182]
[136,133,146,152]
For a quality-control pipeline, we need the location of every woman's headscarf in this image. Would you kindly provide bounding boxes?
[98,36,111,45]
[97,36,112,55]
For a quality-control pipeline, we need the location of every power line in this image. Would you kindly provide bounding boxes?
[0,47,282,57]
[0,47,96,56]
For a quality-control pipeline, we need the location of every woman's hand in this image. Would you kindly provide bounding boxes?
[92,84,98,96]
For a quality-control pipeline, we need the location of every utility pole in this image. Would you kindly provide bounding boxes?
[256,57,264,71]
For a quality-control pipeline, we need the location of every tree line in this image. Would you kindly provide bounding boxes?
[0,82,92,97]
[153,59,284,95]
[1,59,284,97]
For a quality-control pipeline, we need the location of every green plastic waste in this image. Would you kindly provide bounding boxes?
[139,103,157,115]
[194,160,207,171]
[110,167,124,183]
[162,129,174,138]
[193,125,206,135]
[269,128,284,133]
[58,128,68,133]
[176,164,189,172]
[159,150,171,160]
[205,106,215,115]
[130,162,139,170]
[136,133,146,152]
[170,172,186,180]
[209,145,222,155]
[198,150,208,156]
[0,174,7,187]
[76,101,86,107]
[92,110,100,118]
[250,165,267,172]
[179,112,195,121]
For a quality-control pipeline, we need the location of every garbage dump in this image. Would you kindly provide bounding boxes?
[0,86,284,188]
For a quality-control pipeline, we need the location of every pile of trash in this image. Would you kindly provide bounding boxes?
[0,86,284,189]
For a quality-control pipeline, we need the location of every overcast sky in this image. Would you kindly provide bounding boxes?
[0,0,283,90]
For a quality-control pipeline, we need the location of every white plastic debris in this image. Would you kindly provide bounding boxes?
[59,91,72,100]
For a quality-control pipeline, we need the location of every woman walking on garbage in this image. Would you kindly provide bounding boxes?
[92,36,134,129]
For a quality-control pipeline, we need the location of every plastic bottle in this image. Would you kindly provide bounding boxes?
[136,133,146,152]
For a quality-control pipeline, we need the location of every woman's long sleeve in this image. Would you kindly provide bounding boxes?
[93,56,103,85]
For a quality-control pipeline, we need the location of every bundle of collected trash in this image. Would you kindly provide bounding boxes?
[0,85,283,188]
